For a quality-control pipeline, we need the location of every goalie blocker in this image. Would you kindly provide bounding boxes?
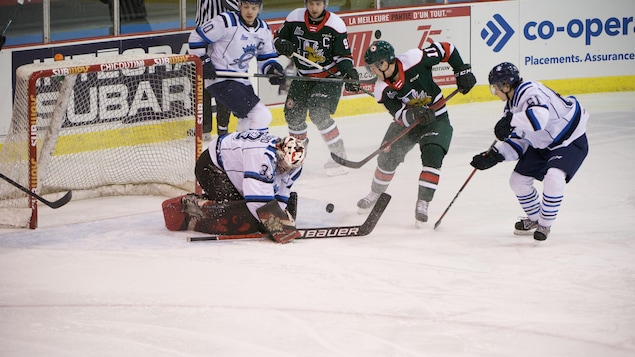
[162,192,300,244]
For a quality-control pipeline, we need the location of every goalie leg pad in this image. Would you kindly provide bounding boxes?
[256,200,300,244]
[162,194,261,234]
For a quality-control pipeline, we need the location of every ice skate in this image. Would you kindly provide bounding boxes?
[513,217,538,235]
[324,156,348,176]
[357,191,380,214]
[533,224,550,241]
[414,199,429,228]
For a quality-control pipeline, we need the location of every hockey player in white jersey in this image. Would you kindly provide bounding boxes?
[188,0,284,132]
[193,131,306,243]
[470,62,589,241]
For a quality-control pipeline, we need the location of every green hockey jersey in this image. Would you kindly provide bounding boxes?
[276,8,354,76]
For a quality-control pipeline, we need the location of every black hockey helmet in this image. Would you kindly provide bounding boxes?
[488,62,522,89]
[364,40,396,70]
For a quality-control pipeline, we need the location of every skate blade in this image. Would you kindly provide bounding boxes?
[325,167,348,177]
[513,229,536,236]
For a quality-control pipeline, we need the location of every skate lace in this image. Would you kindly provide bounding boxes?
[416,200,429,214]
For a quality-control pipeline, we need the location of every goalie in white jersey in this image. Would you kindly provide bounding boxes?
[188,0,284,132]
[194,131,306,243]
[471,62,589,241]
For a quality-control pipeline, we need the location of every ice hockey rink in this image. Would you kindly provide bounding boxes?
[1,91,634,356]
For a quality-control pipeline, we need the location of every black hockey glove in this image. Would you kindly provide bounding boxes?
[343,68,360,92]
[494,112,514,140]
[266,62,285,85]
[200,54,217,79]
[0,35,5,50]
[470,147,505,170]
[274,38,296,57]
[454,64,476,94]
[404,106,436,127]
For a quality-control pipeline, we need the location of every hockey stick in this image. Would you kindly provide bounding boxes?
[291,52,375,97]
[1,0,24,49]
[2,0,24,37]
[0,172,72,209]
[433,140,498,229]
[330,88,461,169]
[187,192,391,242]
[215,71,360,84]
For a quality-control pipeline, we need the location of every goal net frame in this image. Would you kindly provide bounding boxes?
[0,54,203,229]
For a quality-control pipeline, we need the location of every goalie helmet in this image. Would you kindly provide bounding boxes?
[364,40,396,69]
[488,62,522,89]
[276,136,306,172]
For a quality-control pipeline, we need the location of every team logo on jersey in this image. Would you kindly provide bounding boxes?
[293,27,304,36]
[303,45,326,65]
[404,90,432,107]
[235,44,258,69]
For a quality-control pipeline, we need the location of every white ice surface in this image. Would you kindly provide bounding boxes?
[1,92,634,356]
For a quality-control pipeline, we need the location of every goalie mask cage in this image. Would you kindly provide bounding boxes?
[0,54,203,229]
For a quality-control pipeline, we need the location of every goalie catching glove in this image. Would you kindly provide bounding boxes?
[454,64,476,94]
[265,62,285,86]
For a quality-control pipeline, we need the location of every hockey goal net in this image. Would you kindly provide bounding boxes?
[0,54,203,229]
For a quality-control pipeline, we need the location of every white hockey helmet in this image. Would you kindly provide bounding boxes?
[276,136,306,172]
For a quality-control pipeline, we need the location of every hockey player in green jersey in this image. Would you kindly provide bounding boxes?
[358,40,476,227]
[274,0,360,176]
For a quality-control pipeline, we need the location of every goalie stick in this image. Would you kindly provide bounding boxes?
[0,172,72,209]
[330,89,461,169]
[187,192,391,242]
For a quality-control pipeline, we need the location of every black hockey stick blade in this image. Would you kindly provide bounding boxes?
[0,172,72,209]
[187,193,391,242]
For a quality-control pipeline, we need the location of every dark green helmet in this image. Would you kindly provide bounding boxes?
[364,40,395,68]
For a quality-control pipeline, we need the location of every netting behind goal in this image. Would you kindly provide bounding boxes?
[0,54,203,228]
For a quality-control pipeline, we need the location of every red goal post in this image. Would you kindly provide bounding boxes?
[0,54,203,229]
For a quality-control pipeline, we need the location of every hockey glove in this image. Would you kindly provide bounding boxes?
[266,62,285,85]
[274,38,296,57]
[200,54,217,79]
[494,112,514,140]
[256,200,300,244]
[454,64,476,94]
[0,35,5,51]
[470,147,505,170]
[343,68,360,92]
[404,106,436,127]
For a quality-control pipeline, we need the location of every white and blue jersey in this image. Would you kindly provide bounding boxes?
[188,11,279,87]
[495,80,589,160]
[207,131,302,218]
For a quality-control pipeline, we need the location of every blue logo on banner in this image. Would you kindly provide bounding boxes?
[481,14,515,52]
